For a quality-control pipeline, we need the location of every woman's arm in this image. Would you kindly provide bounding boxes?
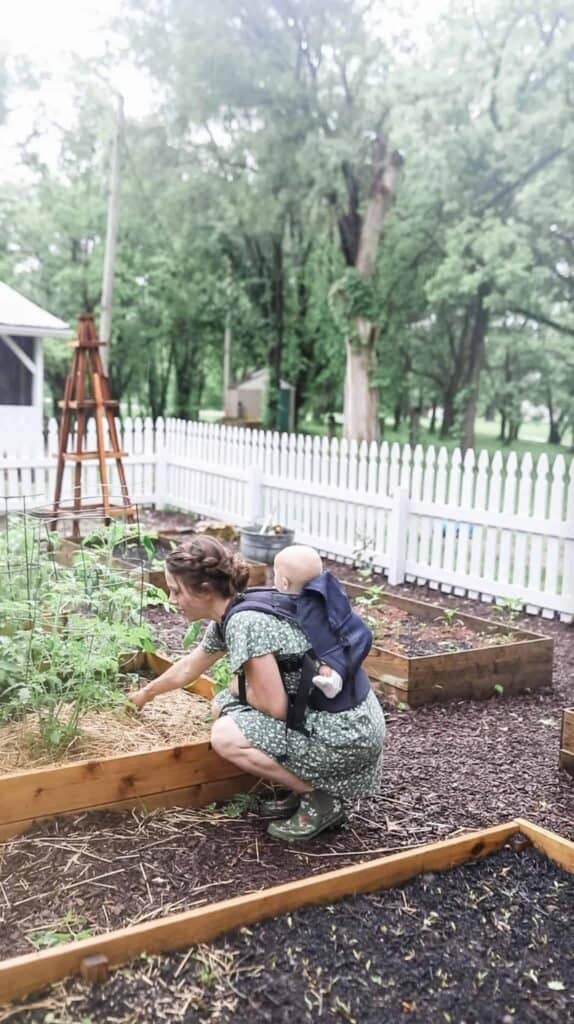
[129,648,223,709]
[242,654,288,720]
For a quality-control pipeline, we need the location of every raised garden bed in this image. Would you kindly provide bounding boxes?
[560,708,574,776]
[344,582,554,706]
[55,535,172,593]
[0,650,251,842]
[1,819,572,1011]
[0,652,216,775]
[57,536,269,593]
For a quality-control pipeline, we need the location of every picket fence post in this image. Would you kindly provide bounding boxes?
[155,443,168,510]
[387,486,409,585]
[246,465,263,525]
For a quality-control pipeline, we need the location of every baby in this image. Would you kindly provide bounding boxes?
[273,544,343,698]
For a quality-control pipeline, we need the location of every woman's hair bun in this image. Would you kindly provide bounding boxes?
[166,535,250,598]
[230,553,250,593]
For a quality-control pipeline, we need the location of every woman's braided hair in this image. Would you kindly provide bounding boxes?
[165,536,250,598]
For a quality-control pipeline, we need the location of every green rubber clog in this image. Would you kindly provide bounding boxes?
[267,790,346,843]
[257,791,301,820]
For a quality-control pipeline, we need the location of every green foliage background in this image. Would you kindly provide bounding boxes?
[1,0,572,448]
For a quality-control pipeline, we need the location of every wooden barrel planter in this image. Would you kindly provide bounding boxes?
[0,818,572,1006]
[343,582,554,707]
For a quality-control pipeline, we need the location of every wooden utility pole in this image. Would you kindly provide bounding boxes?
[100,95,124,375]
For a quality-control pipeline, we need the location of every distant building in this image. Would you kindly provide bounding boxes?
[0,282,71,452]
[224,368,295,432]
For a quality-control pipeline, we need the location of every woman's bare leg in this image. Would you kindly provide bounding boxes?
[210,718,312,795]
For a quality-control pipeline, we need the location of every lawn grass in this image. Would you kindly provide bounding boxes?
[301,415,574,461]
[199,409,573,461]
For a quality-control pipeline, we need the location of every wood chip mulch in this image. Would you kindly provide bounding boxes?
[9,845,574,1023]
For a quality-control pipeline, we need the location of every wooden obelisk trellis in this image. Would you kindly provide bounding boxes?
[52,314,135,537]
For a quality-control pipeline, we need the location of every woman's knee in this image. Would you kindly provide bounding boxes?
[211,717,243,759]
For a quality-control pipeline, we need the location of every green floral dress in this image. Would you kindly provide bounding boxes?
[201,611,385,800]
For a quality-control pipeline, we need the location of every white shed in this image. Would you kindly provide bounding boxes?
[225,368,295,432]
[0,282,71,452]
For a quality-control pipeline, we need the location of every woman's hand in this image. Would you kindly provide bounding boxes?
[128,685,153,711]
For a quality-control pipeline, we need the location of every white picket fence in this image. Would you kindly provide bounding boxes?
[1,417,573,621]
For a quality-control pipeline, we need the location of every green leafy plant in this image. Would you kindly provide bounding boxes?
[355,584,386,608]
[441,608,460,627]
[183,621,202,649]
[495,598,523,623]
[210,658,233,693]
[27,911,93,950]
[0,516,161,753]
[352,531,376,580]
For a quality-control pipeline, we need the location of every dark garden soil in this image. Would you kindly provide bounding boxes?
[1,511,573,1008]
[358,601,513,657]
[10,845,574,1023]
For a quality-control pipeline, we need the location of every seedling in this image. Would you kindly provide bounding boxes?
[355,584,386,608]
[495,598,524,623]
[352,531,376,579]
[27,911,93,950]
[441,608,461,627]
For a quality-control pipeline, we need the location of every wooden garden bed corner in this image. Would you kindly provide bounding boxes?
[559,709,574,776]
[344,582,553,707]
[0,819,573,1005]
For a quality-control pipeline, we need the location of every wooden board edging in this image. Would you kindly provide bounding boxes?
[0,740,246,838]
[514,818,574,873]
[0,822,519,1005]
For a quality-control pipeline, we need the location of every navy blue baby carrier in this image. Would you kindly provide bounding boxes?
[218,571,372,735]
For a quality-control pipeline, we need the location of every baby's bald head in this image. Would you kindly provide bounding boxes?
[274,545,323,594]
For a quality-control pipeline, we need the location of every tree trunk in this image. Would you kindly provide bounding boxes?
[508,418,521,442]
[545,388,561,444]
[342,140,403,442]
[498,411,507,443]
[344,334,379,442]
[440,385,457,437]
[429,401,437,434]
[548,421,562,444]
[172,320,196,418]
[393,397,403,432]
[460,286,490,452]
[409,405,422,447]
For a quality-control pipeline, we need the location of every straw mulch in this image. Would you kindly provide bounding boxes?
[0,690,213,774]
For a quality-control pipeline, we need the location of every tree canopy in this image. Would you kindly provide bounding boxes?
[1,0,572,448]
